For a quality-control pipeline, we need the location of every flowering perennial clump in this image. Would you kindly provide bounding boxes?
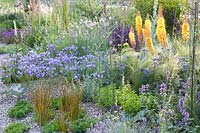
[3,45,97,82]
[109,23,130,47]
[156,5,167,48]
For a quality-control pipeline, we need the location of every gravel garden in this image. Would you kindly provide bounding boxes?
[0,0,200,133]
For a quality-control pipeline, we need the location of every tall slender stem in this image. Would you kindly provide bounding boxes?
[191,1,198,114]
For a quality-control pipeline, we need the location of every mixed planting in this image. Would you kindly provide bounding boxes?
[0,0,200,132]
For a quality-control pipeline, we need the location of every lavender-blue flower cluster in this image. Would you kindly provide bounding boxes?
[3,45,97,81]
[139,84,149,94]
[159,82,167,96]
[1,29,15,38]
[178,97,189,125]
[0,29,15,44]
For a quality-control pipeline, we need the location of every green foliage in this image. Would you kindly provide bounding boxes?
[0,13,26,30]
[50,97,62,110]
[74,0,103,21]
[108,121,136,132]
[43,121,60,133]
[141,95,158,110]
[55,111,69,132]
[0,44,16,54]
[97,84,116,109]
[51,0,69,30]
[67,18,112,54]
[82,76,99,103]
[3,123,29,133]
[117,84,141,115]
[134,0,184,35]
[117,48,178,92]
[23,30,45,48]
[8,100,32,119]
[69,117,97,133]
[59,81,83,121]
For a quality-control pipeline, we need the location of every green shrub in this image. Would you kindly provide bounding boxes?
[50,97,62,110]
[8,100,32,119]
[23,30,45,48]
[3,123,29,133]
[43,121,60,133]
[0,44,16,54]
[134,0,185,35]
[117,84,141,115]
[69,117,97,133]
[141,95,158,110]
[97,84,116,109]
[74,0,103,21]
[0,13,26,29]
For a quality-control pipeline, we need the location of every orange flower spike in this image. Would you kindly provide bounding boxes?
[129,27,136,49]
[136,11,143,45]
[182,14,189,41]
[143,26,154,54]
[145,14,151,34]
[156,5,167,48]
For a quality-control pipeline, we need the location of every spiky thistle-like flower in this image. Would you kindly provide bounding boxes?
[129,27,136,49]
[136,11,143,45]
[156,5,167,48]
[182,14,189,41]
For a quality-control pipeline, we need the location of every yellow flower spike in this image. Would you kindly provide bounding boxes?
[145,14,151,34]
[136,11,143,45]
[156,5,167,48]
[182,14,189,41]
[129,27,136,49]
[143,27,154,54]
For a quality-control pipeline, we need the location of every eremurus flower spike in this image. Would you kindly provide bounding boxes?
[129,27,136,49]
[156,5,167,48]
[145,14,151,34]
[182,14,189,41]
[136,11,143,45]
[143,26,154,54]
